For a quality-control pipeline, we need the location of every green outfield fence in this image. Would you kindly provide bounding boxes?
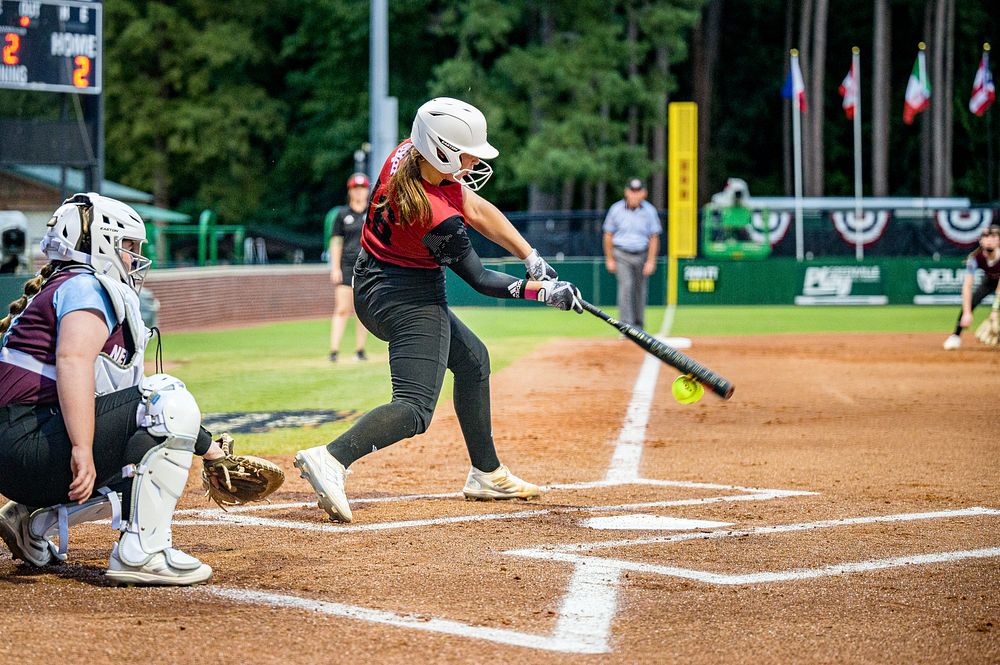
[0,255,975,324]
[447,256,973,307]
[675,257,974,306]
[410,255,976,307]
[445,259,667,308]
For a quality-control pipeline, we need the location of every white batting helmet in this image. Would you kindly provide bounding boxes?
[40,193,152,292]
[410,97,498,191]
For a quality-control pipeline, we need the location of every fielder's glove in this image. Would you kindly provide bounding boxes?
[537,280,584,313]
[975,317,1000,347]
[524,249,559,281]
[202,434,285,509]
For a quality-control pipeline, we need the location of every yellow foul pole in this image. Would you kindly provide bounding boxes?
[667,102,698,306]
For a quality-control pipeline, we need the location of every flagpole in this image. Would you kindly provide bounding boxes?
[791,49,805,261]
[852,47,864,260]
[989,97,996,202]
[988,44,996,202]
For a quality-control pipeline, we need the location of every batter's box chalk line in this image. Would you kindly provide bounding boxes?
[170,476,816,534]
[194,505,1000,655]
[178,475,809,656]
[186,313,992,654]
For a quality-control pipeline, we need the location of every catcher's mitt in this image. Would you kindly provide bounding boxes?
[202,434,284,509]
[975,317,1000,347]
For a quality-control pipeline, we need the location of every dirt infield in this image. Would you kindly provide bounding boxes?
[2,332,998,664]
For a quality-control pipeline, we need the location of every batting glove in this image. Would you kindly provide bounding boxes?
[524,249,559,281]
[537,280,583,313]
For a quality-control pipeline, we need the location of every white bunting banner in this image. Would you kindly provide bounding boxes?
[747,211,792,246]
[934,209,994,246]
[831,211,891,247]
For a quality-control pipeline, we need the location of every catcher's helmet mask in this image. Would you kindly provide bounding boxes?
[40,193,152,293]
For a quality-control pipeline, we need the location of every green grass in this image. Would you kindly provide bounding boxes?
[670,305,960,336]
[166,305,964,454]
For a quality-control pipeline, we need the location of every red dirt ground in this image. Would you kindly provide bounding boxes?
[1,332,998,664]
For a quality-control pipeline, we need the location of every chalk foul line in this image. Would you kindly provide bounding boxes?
[201,568,618,655]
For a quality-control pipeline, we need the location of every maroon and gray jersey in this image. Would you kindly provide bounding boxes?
[0,268,134,406]
[965,249,1000,281]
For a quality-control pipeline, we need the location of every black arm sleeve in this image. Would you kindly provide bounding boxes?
[422,216,526,299]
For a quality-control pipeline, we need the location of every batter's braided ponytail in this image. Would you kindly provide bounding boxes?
[381,147,432,227]
[0,262,57,334]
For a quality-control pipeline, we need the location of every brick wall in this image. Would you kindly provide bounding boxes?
[145,265,333,332]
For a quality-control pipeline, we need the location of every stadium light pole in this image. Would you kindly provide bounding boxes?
[852,47,863,261]
[369,0,397,183]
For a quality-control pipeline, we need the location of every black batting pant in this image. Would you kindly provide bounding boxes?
[324,251,500,473]
[0,388,213,517]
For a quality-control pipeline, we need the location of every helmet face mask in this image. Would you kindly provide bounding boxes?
[410,97,498,191]
[453,160,494,192]
[40,193,151,293]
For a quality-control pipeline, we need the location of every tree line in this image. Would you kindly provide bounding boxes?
[3,0,997,236]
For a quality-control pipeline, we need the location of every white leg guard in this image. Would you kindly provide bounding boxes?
[106,374,212,586]
[28,487,122,560]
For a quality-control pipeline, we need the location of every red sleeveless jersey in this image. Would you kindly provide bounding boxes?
[360,140,466,269]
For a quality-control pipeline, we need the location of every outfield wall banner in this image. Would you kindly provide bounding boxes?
[911,263,993,305]
[913,265,965,304]
[794,265,887,305]
[675,257,988,306]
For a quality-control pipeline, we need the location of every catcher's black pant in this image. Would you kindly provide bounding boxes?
[0,388,212,518]
[954,277,1000,334]
[324,250,500,472]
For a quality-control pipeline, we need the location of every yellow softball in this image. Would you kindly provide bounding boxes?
[671,374,704,404]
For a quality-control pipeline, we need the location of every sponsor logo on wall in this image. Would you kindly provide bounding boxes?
[913,266,993,305]
[683,265,719,293]
[795,265,887,305]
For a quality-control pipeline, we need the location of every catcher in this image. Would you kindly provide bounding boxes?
[944,225,1000,350]
[0,194,282,586]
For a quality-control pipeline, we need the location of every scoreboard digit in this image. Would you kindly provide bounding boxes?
[0,0,102,94]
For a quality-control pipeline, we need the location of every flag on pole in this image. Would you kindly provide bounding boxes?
[903,45,931,125]
[839,61,858,119]
[781,52,808,112]
[969,48,995,116]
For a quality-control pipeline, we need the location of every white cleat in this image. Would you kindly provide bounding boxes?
[294,445,353,522]
[943,334,961,350]
[0,501,53,567]
[105,541,212,586]
[463,464,544,501]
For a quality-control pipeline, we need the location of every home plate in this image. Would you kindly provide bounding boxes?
[654,336,692,349]
[582,514,733,530]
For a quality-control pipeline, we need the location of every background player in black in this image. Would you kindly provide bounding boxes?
[295,98,576,523]
[944,225,1000,350]
[329,173,371,362]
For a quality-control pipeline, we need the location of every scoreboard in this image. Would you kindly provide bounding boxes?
[0,0,101,94]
